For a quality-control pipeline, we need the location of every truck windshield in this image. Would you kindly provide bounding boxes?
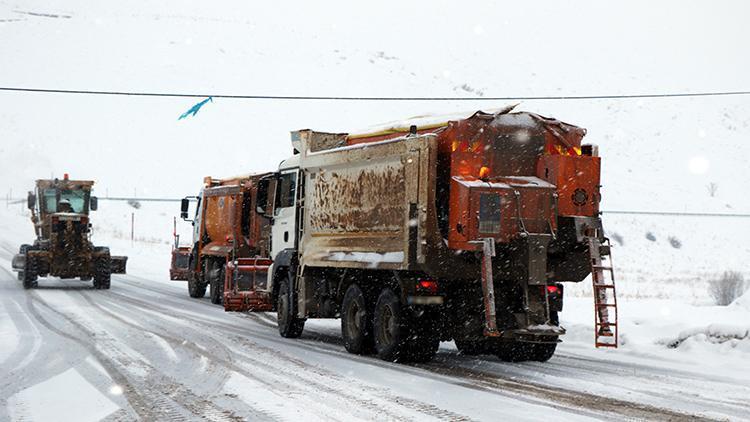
[43,189,88,213]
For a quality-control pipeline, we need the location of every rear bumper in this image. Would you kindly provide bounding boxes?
[500,325,566,343]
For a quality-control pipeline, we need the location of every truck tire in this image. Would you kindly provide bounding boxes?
[22,254,37,289]
[373,288,411,362]
[373,288,440,363]
[277,273,305,338]
[18,244,31,281]
[494,342,557,362]
[341,284,374,355]
[209,263,224,305]
[530,343,557,362]
[93,256,111,290]
[188,277,206,298]
[454,339,487,356]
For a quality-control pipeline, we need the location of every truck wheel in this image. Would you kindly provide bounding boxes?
[22,254,37,289]
[495,342,556,362]
[94,256,111,290]
[277,273,305,338]
[454,339,487,356]
[209,263,224,305]
[373,288,411,362]
[406,336,440,363]
[18,244,31,281]
[530,343,557,362]
[188,277,206,298]
[341,284,374,355]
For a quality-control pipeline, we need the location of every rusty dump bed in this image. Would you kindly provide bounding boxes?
[199,173,272,259]
[295,107,600,281]
[297,132,436,272]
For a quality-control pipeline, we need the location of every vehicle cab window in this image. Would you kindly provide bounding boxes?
[275,172,296,212]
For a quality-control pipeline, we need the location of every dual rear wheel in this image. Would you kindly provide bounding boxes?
[341,285,438,363]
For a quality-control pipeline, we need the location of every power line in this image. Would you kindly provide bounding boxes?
[1,86,750,101]
[8,196,749,217]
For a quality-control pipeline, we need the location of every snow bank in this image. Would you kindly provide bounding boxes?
[659,324,750,355]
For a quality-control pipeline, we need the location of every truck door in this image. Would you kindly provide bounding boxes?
[271,169,298,257]
[191,190,204,246]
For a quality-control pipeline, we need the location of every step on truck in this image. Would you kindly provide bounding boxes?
[178,173,273,309]
[253,106,614,363]
[11,175,128,289]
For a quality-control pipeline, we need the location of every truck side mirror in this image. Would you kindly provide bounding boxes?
[27,192,36,210]
[90,196,98,211]
[180,198,190,220]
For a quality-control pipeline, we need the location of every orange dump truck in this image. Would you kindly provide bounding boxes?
[254,106,616,363]
[178,173,272,308]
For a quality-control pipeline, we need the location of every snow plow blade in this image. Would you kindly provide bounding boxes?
[223,258,274,312]
[111,256,128,274]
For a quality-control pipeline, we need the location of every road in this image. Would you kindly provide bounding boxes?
[1,267,748,421]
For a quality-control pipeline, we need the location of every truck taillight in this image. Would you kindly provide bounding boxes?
[416,279,438,294]
[546,285,560,294]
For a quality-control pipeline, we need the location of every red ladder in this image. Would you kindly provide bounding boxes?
[587,234,618,348]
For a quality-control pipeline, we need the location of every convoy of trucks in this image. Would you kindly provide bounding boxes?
[4,106,617,364]
[172,107,617,363]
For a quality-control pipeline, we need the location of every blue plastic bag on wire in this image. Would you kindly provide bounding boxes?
[178,97,213,120]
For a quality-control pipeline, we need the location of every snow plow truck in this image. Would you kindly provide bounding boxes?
[178,173,273,309]
[246,106,617,363]
[11,175,127,289]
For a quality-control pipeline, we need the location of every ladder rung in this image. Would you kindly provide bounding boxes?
[595,303,617,307]
[597,332,616,337]
[596,322,618,327]
[592,265,613,271]
[595,343,618,348]
[593,284,615,288]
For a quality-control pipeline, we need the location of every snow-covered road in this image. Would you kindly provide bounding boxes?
[1,262,748,421]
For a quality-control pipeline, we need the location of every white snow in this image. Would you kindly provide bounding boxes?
[0,300,19,364]
[144,332,180,363]
[326,251,404,264]
[7,368,119,422]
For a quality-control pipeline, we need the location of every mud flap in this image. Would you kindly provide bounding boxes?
[471,238,501,337]
[511,234,553,329]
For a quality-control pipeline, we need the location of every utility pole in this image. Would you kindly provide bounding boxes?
[131,212,135,246]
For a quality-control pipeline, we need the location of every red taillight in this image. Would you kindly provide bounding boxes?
[417,279,438,294]
[546,285,560,294]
